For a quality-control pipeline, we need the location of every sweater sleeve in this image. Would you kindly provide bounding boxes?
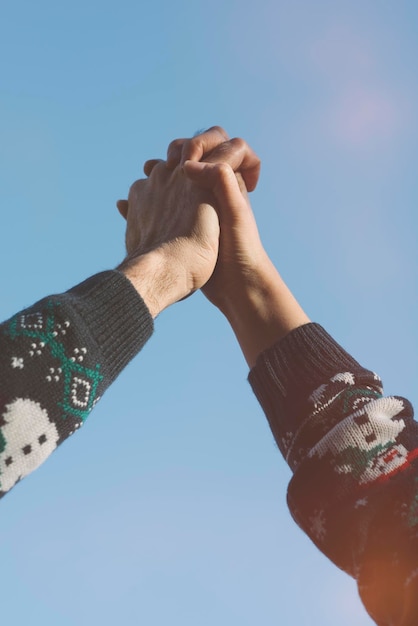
[0,270,153,498]
[249,323,418,626]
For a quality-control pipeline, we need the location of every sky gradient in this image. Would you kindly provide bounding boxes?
[0,1,417,624]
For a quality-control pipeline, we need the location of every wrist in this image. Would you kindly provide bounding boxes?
[216,253,276,318]
[118,249,188,318]
[218,257,310,367]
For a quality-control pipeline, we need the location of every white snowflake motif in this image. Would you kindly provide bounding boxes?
[281,431,294,451]
[309,509,327,542]
[11,357,24,369]
[330,372,355,385]
[355,497,368,509]
[406,568,418,587]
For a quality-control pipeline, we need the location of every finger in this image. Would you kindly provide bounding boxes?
[179,126,230,166]
[117,199,129,220]
[203,138,261,192]
[128,176,149,202]
[166,138,187,169]
[167,127,229,169]
[143,158,164,177]
[235,171,249,196]
[183,160,244,222]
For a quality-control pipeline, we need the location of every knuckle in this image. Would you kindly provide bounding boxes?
[168,138,184,152]
[129,179,141,193]
[209,125,228,139]
[188,134,203,148]
[214,162,233,177]
[129,176,148,195]
[185,136,204,157]
[229,137,246,151]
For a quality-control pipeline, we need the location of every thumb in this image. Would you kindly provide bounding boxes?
[183,160,242,208]
[184,160,258,233]
[117,199,129,220]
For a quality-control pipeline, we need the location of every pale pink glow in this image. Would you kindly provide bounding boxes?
[256,12,412,154]
[304,23,409,150]
[329,85,403,147]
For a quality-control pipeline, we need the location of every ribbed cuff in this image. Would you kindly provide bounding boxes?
[249,323,362,395]
[248,323,364,457]
[64,271,154,383]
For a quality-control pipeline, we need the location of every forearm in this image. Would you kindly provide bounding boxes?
[219,254,310,368]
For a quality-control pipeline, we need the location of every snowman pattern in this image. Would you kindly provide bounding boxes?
[310,394,408,484]
[0,398,59,494]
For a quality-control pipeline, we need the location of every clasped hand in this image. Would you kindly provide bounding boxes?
[117,126,264,318]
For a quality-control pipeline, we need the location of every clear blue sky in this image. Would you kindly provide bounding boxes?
[0,1,417,624]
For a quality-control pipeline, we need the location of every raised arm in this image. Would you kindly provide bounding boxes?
[0,154,220,499]
[0,270,152,498]
[177,129,418,625]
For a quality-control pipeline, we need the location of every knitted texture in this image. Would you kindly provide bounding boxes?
[249,323,418,625]
[0,271,153,498]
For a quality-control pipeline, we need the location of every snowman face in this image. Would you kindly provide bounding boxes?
[0,398,59,494]
[360,444,409,484]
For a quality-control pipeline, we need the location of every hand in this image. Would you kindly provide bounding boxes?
[117,161,219,317]
[185,159,268,313]
[166,126,260,192]
[160,127,266,314]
